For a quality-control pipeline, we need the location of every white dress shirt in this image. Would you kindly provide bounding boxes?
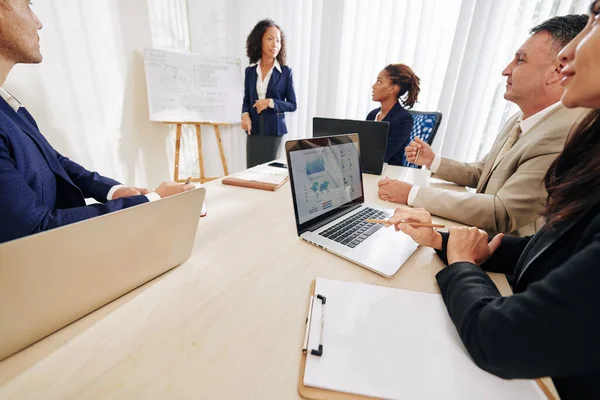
[242,59,280,116]
[406,102,562,206]
[0,87,160,202]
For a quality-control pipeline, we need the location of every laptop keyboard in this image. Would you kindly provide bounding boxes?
[318,207,390,249]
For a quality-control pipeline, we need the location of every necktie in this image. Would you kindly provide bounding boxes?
[493,121,521,168]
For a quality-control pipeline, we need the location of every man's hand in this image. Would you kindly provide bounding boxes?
[447,226,504,265]
[377,178,413,204]
[112,186,151,199]
[154,181,195,198]
[405,137,435,168]
[253,99,271,114]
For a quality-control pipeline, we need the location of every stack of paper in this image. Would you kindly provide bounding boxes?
[303,278,545,400]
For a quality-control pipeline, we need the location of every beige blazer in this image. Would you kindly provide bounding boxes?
[413,105,589,236]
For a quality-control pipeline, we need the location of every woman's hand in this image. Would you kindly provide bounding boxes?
[388,208,442,249]
[447,226,504,265]
[253,98,271,113]
[241,113,252,135]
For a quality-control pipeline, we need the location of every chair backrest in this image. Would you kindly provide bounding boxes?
[402,111,443,168]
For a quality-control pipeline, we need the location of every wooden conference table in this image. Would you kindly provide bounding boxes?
[0,165,555,399]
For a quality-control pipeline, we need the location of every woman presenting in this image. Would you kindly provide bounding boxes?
[367,63,420,165]
[241,19,297,168]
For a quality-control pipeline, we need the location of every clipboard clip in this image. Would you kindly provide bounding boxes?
[303,293,326,357]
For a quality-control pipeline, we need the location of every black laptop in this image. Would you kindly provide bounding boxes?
[313,117,389,175]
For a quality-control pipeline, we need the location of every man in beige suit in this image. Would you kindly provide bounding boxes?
[378,15,589,236]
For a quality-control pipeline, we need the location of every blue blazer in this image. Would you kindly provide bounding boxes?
[241,64,297,136]
[0,98,148,244]
[366,101,413,166]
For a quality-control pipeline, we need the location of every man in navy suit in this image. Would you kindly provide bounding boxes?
[0,0,194,244]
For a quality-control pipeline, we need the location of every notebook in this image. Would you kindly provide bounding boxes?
[222,164,289,191]
[301,278,547,400]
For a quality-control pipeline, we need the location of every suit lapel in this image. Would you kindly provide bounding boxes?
[266,67,281,98]
[249,66,258,102]
[477,114,520,192]
[477,105,565,192]
[0,98,39,140]
[0,98,73,184]
[515,211,587,287]
[523,103,564,135]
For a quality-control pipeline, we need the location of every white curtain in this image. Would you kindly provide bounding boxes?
[18,1,588,187]
[439,0,591,162]
[156,0,589,177]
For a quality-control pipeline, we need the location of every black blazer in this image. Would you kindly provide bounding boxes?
[435,202,600,400]
[366,101,413,165]
[241,64,297,136]
[0,99,148,243]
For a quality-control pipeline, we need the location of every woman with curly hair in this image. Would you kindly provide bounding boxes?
[367,63,420,165]
[388,3,600,398]
[241,19,297,168]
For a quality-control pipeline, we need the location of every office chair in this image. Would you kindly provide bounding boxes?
[402,111,443,168]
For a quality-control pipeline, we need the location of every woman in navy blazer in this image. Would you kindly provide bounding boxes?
[242,19,297,168]
[367,63,420,166]
[385,6,600,398]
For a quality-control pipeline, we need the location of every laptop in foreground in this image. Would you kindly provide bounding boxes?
[0,188,206,361]
[285,134,417,277]
[313,117,389,175]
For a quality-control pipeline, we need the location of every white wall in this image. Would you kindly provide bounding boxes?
[6,0,173,188]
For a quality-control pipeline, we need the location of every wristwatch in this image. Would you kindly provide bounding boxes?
[269,99,274,108]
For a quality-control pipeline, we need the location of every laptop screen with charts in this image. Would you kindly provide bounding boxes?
[285,134,418,277]
[313,117,389,175]
[0,188,206,361]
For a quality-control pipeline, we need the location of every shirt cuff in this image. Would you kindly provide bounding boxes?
[430,154,441,173]
[106,184,125,201]
[407,185,420,206]
[268,99,274,108]
[145,192,161,202]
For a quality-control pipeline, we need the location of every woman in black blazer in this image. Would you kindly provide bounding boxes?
[367,63,420,165]
[389,4,600,398]
[241,19,297,168]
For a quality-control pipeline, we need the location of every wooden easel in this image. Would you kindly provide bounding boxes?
[164,122,229,183]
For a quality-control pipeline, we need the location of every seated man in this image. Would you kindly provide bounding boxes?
[378,15,589,236]
[0,0,193,244]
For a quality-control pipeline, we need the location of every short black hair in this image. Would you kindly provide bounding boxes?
[530,14,588,53]
[245,19,286,66]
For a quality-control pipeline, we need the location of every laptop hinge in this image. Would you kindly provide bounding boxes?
[305,204,362,233]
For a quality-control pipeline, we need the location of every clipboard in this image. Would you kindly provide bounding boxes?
[298,280,379,400]
[297,279,557,400]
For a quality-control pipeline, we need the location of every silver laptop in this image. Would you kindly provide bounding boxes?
[0,188,206,361]
[285,134,417,277]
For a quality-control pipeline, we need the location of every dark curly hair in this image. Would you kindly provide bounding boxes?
[246,19,286,66]
[384,63,420,109]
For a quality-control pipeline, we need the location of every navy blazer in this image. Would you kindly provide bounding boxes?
[241,64,297,136]
[0,98,148,244]
[366,101,413,165]
[435,202,600,400]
